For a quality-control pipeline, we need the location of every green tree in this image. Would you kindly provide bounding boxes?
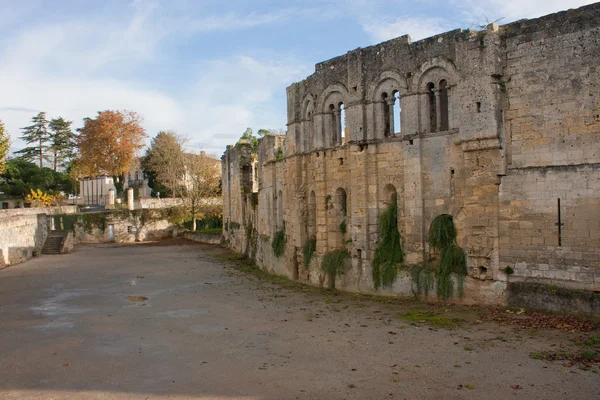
[14,112,50,168]
[143,131,221,231]
[49,117,76,172]
[0,159,76,198]
[142,130,184,198]
[0,119,9,174]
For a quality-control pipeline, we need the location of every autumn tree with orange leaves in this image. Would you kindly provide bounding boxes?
[74,110,147,192]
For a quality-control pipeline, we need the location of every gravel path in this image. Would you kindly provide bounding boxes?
[0,240,598,399]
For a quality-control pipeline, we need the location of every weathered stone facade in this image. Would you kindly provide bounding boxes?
[222,4,600,309]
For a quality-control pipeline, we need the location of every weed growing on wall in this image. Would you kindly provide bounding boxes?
[272,224,286,258]
[372,194,404,289]
[429,214,468,303]
[321,249,350,276]
[303,237,317,267]
[339,219,347,234]
[407,262,436,297]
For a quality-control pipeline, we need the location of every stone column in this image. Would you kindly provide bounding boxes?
[435,90,441,133]
[386,97,396,136]
[108,189,115,209]
[127,188,134,211]
[333,109,341,145]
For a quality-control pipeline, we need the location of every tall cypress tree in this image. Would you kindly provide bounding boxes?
[49,117,76,171]
[14,112,50,168]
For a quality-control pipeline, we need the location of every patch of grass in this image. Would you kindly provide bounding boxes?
[400,309,465,328]
[454,364,461,368]
[530,352,547,360]
[347,384,356,389]
[465,384,475,390]
[464,346,474,352]
[582,350,598,361]
[585,335,600,346]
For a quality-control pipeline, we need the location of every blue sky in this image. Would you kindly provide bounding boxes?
[0,0,595,156]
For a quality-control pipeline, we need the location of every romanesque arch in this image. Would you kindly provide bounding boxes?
[301,94,316,152]
[319,83,348,147]
[412,58,459,133]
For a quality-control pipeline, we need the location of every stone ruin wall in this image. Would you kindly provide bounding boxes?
[222,3,600,308]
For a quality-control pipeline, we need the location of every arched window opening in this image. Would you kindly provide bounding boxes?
[393,91,401,134]
[382,92,391,137]
[439,80,449,131]
[383,184,397,207]
[329,104,337,145]
[339,103,346,144]
[427,82,437,132]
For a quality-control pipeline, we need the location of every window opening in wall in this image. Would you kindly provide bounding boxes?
[340,103,346,144]
[427,82,437,132]
[556,198,563,247]
[478,266,487,280]
[394,91,401,134]
[382,92,391,137]
[450,168,455,175]
[409,139,414,145]
[339,158,344,165]
[439,80,449,131]
[476,102,481,113]
[329,104,336,145]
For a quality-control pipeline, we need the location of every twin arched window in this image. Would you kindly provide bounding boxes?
[427,80,449,132]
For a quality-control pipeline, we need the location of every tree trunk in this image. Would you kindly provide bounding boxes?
[53,149,58,172]
[191,202,197,232]
[39,139,43,168]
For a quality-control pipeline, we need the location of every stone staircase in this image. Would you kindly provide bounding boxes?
[42,230,72,255]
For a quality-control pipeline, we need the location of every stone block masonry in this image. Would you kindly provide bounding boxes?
[222,3,600,312]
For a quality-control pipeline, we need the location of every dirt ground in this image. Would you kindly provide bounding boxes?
[0,239,598,400]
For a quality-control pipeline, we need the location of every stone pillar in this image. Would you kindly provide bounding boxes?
[435,90,441,133]
[127,188,134,211]
[108,189,115,209]
[333,109,341,145]
[386,97,396,136]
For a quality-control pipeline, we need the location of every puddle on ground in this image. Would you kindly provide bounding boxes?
[125,296,148,302]
[30,289,91,330]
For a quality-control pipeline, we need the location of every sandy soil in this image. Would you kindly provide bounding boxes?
[0,240,598,400]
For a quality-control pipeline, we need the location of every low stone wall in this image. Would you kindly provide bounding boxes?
[508,282,600,314]
[53,209,180,244]
[184,232,222,245]
[135,198,183,209]
[0,206,79,268]
[0,206,78,218]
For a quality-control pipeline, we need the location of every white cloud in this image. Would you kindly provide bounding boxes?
[0,2,311,157]
[456,0,597,21]
[362,16,452,43]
